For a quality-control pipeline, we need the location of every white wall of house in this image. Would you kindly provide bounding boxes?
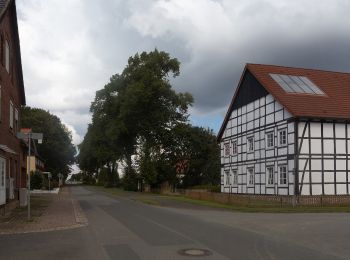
[298,122,350,195]
[220,94,295,195]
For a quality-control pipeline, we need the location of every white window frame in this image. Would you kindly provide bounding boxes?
[9,101,13,129]
[232,169,238,186]
[224,142,230,157]
[279,165,287,185]
[248,167,254,186]
[225,170,231,186]
[266,132,274,148]
[279,129,287,146]
[247,136,254,152]
[5,40,9,73]
[232,140,238,155]
[266,166,274,186]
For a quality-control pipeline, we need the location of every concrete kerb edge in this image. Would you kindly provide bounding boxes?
[71,198,88,226]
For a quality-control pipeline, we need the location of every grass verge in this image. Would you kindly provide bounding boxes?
[85,185,350,213]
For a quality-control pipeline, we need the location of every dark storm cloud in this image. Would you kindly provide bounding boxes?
[16,0,350,142]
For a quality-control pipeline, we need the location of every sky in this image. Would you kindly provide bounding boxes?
[16,0,350,146]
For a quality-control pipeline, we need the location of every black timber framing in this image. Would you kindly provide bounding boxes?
[294,119,299,195]
[297,118,350,195]
[297,120,309,195]
[346,124,349,195]
[221,94,293,195]
[321,121,325,195]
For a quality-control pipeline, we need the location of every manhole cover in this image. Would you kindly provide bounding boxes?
[178,248,212,257]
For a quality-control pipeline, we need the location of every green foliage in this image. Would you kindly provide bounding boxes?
[122,168,138,191]
[21,107,76,180]
[30,171,43,190]
[78,49,219,190]
[165,124,220,188]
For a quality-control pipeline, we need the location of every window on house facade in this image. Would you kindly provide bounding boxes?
[5,40,9,73]
[0,85,2,122]
[0,158,5,187]
[14,108,18,133]
[279,165,287,185]
[232,140,238,155]
[232,169,238,185]
[266,132,274,148]
[9,101,13,129]
[279,129,287,145]
[266,166,274,185]
[248,168,254,185]
[224,143,230,157]
[225,170,231,185]
[247,137,254,152]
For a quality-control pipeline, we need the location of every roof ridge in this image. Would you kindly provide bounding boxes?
[247,63,350,76]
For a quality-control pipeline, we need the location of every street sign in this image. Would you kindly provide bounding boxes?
[17,132,43,140]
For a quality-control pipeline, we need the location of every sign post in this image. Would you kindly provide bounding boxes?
[17,129,43,221]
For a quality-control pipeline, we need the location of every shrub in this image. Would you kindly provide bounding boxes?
[30,171,43,190]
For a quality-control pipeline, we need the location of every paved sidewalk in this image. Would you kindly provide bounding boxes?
[0,187,88,235]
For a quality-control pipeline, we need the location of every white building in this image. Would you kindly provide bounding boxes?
[218,64,350,195]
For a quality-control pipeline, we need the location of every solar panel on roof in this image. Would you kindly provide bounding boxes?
[269,73,325,95]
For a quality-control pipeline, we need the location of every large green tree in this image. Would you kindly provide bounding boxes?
[80,49,193,189]
[21,107,76,180]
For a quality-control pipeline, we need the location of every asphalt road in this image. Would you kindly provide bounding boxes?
[0,186,348,259]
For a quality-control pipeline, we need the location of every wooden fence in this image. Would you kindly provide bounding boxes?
[184,190,350,207]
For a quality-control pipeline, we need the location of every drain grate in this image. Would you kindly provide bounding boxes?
[178,248,212,257]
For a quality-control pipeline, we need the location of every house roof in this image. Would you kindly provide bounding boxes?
[218,63,350,141]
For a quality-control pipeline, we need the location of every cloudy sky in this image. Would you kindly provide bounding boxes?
[16,0,350,145]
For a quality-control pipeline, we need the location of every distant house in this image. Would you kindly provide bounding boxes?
[218,64,350,196]
[27,140,45,173]
[0,0,26,205]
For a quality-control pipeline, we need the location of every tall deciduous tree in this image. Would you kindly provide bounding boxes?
[80,49,194,189]
[20,107,76,180]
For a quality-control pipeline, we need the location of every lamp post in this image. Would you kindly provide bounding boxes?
[17,129,43,221]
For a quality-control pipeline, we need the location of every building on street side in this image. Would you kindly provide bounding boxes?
[0,0,26,206]
[218,63,350,195]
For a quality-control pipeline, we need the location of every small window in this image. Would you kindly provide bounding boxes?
[9,101,13,129]
[225,170,231,185]
[247,137,254,152]
[248,167,254,185]
[14,108,18,133]
[5,40,9,73]
[266,166,274,185]
[279,129,287,145]
[266,132,274,148]
[0,159,5,187]
[0,85,2,122]
[224,143,230,157]
[279,165,287,185]
[232,169,238,185]
[232,140,238,155]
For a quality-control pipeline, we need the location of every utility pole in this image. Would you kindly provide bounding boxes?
[17,129,43,221]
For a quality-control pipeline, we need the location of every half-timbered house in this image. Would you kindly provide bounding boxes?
[218,64,350,195]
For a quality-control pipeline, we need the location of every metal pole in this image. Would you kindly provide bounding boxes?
[27,133,31,221]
